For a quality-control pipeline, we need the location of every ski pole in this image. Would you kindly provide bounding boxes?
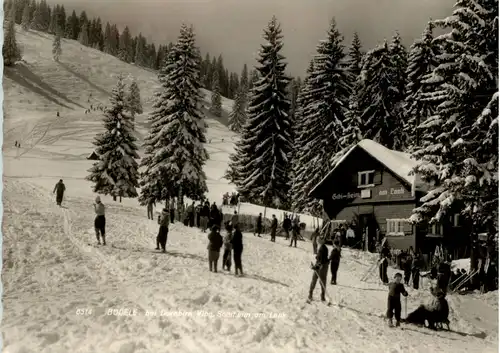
[404,296,407,318]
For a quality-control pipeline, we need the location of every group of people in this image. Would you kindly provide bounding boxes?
[206,222,244,276]
[222,192,240,207]
[267,214,303,246]
[14,141,22,148]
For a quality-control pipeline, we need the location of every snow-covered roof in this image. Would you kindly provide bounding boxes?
[309,139,422,197]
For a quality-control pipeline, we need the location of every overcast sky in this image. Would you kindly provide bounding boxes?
[53,0,456,76]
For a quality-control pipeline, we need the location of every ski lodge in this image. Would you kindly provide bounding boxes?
[309,139,469,259]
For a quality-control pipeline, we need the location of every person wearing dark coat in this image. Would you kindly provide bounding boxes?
[200,202,210,232]
[53,179,66,206]
[210,203,220,228]
[255,213,263,237]
[386,273,408,327]
[308,237,329,302]
[403,253,413,285]
[283,216,292,240]
[311,228,319,254]
[231,224,244,276]
[207,226,223,272]
[290,218,300,247]
[329,240,342,285]
[222,227,233,271]
[270,215,278,242]
[412,253,422,290]
[156,208,170,252]
[379,243,390,284]
[196,204,201,228]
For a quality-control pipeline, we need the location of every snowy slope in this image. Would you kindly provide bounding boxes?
[2,27,498,353]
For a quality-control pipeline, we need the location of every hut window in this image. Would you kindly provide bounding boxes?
[358,170,375,188]
[386,219,409,236]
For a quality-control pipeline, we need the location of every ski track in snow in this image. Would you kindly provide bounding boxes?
[3,179,498,353]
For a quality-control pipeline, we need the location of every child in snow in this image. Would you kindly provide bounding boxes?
[329,239,342,285]
[222,224,233,271]
[93,196,106,245]
[207,226,223,272]
[156,208,170,252]
[308,237,329,302]
[386,273,408,327]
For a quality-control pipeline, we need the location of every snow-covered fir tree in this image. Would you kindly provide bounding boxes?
[290,19,352,214]
[290,60,316,211]
[348,32,363,77]
[228,16,292,208]
[240,64,249,92]
[21,2,30,30]
[52,32,62,62]
[86,75,140,199]
[210,72,223,117]
[355,41,406,150]
[411,0,498,235]
[126,79,143,124]
[228,89,247,132]
[403,22,439,150]
[30,5,44,30]
[139,24,208,204]
[3,4,21,66]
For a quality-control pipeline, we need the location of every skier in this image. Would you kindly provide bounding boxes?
[308,237,329,302]
[231,210,239,228]
[156,207,170,252]
[289,218,300,247]
[169,198,176,223]
[14,141,18,147]
[270,215,278,242]
[207,225,223,272]
[187,202,195,227]
[255,213,263,237]
[195,203,202,227]
[93,196,106,245]
[311,227,319,254]
[200,201,210,232]
[329,239,342,285]
[283,215,291,240]
[53,179,66,206]
[231,224,244,276]
[386,273,408,327]
[147,199,155,220]
[222,223,233,271]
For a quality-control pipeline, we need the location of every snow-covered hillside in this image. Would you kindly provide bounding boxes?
[2,27,498,353]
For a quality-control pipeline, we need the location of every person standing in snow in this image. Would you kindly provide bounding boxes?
[53,179,66,206]
[207,225,223,272]
[283,215,291,240]
[222,225,233,271]
[255,213,263,237]
[169,198,176,223]
[270,215,278,242]
[289,218,300,247]
[147,199,156,220]
[308,237,329,302]
[386,273,408,327]
[311,228,319,254]
[156,207,170,252]
[329,239,342,285]
[231,210,239,228]
[412,252,422,290]
[187,202,195,227]
[403,252,413,286]
[195,203,202,228]
[93,196,106,245]
[231,224,244,276]
[210,203,220,228]
[200,201,210,232]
